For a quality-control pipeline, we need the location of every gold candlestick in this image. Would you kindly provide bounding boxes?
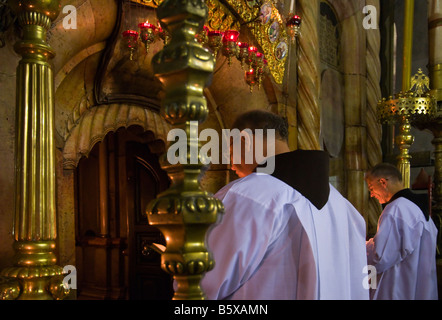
[377,69,436,187]
[147,0,224,300]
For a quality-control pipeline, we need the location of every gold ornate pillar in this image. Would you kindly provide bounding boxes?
[147,0,224,300]
[384,0,415,189]
[397,0,415,188]
[0,0,68,300]
[297,0,321,150]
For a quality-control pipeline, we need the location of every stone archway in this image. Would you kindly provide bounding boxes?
[63,103,171,169]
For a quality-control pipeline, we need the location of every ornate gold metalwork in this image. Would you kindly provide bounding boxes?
[224,0,288,84]
[129,0,161,8]
[130,0,287,84]
[377,69,437,188]
[147,0,224,300]
[0,0,69,300]
[206,0,239,32]
[0,276,20,300]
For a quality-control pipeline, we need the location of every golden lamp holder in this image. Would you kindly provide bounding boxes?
[207,30,223,59]
[139,22,157,54]
[377,69,437,188]
[148,0,224,300]
[237,42,249,69]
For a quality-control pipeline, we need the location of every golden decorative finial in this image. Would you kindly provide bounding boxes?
[410,68,431,96]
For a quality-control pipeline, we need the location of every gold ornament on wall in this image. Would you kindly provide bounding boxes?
[128,0,295,86]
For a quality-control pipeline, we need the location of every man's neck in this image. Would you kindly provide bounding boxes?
[274,140,291,155]
[387,184,406,202]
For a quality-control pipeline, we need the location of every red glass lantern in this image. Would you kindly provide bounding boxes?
[139,22,156,53]
[207,30,223,58]
[286,14,302,42]
[223,30,240,43]
[245,68,256,92]
[122,30,139,60]
[247,46,258,67]
[222,30,240,66]
[255,53,265,89]
[237,42,249,68]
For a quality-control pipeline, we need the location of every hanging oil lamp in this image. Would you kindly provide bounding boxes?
[286,14,302,43]
[139,21,156,54]
[245,68,257,92]
[222,30,240,66]
[254,52,265,89]
[157,21,169,45]
[247,45,258,67]
[207,30,223,58]
[237,41,249,69]
[122,29,139,60]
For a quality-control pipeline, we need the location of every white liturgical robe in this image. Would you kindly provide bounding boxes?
[366,196,438,300]
[201,171,369,300]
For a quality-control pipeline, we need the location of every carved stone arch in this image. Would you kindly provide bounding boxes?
[62,103,171,169]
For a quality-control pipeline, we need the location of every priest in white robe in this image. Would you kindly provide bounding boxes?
[365,163,438,300]
[201,110,369,300]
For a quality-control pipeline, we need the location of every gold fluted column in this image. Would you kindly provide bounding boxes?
[397,0,415,188]
[297,0,321,150]
[0,0,68,300]
[147,0,224,300]
[402,0,415,93]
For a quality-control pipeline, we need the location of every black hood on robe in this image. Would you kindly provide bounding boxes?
[387,188,430,221]
[256,150,330,210]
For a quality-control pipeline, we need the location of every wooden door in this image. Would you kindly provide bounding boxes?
[75,126,172,299]
[125,140,173,300]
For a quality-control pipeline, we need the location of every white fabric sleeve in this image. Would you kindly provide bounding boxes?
[201,191,277,300]
[366,205,423,273]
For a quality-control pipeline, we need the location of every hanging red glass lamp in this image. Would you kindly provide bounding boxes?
[286,14,302,42]
[139,21,156,54]
[122,30,139,60]
[237,42,249,69]
[222,30,240,66]
[207,30,223,58]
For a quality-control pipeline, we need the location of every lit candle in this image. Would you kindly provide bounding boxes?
[290,0,294,13]
[139,21,155,30]
[223,30,239,42]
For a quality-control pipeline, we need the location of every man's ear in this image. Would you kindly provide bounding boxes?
[379,178,388,188]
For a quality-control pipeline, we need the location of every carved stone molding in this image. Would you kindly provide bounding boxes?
[63,103,171,169]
